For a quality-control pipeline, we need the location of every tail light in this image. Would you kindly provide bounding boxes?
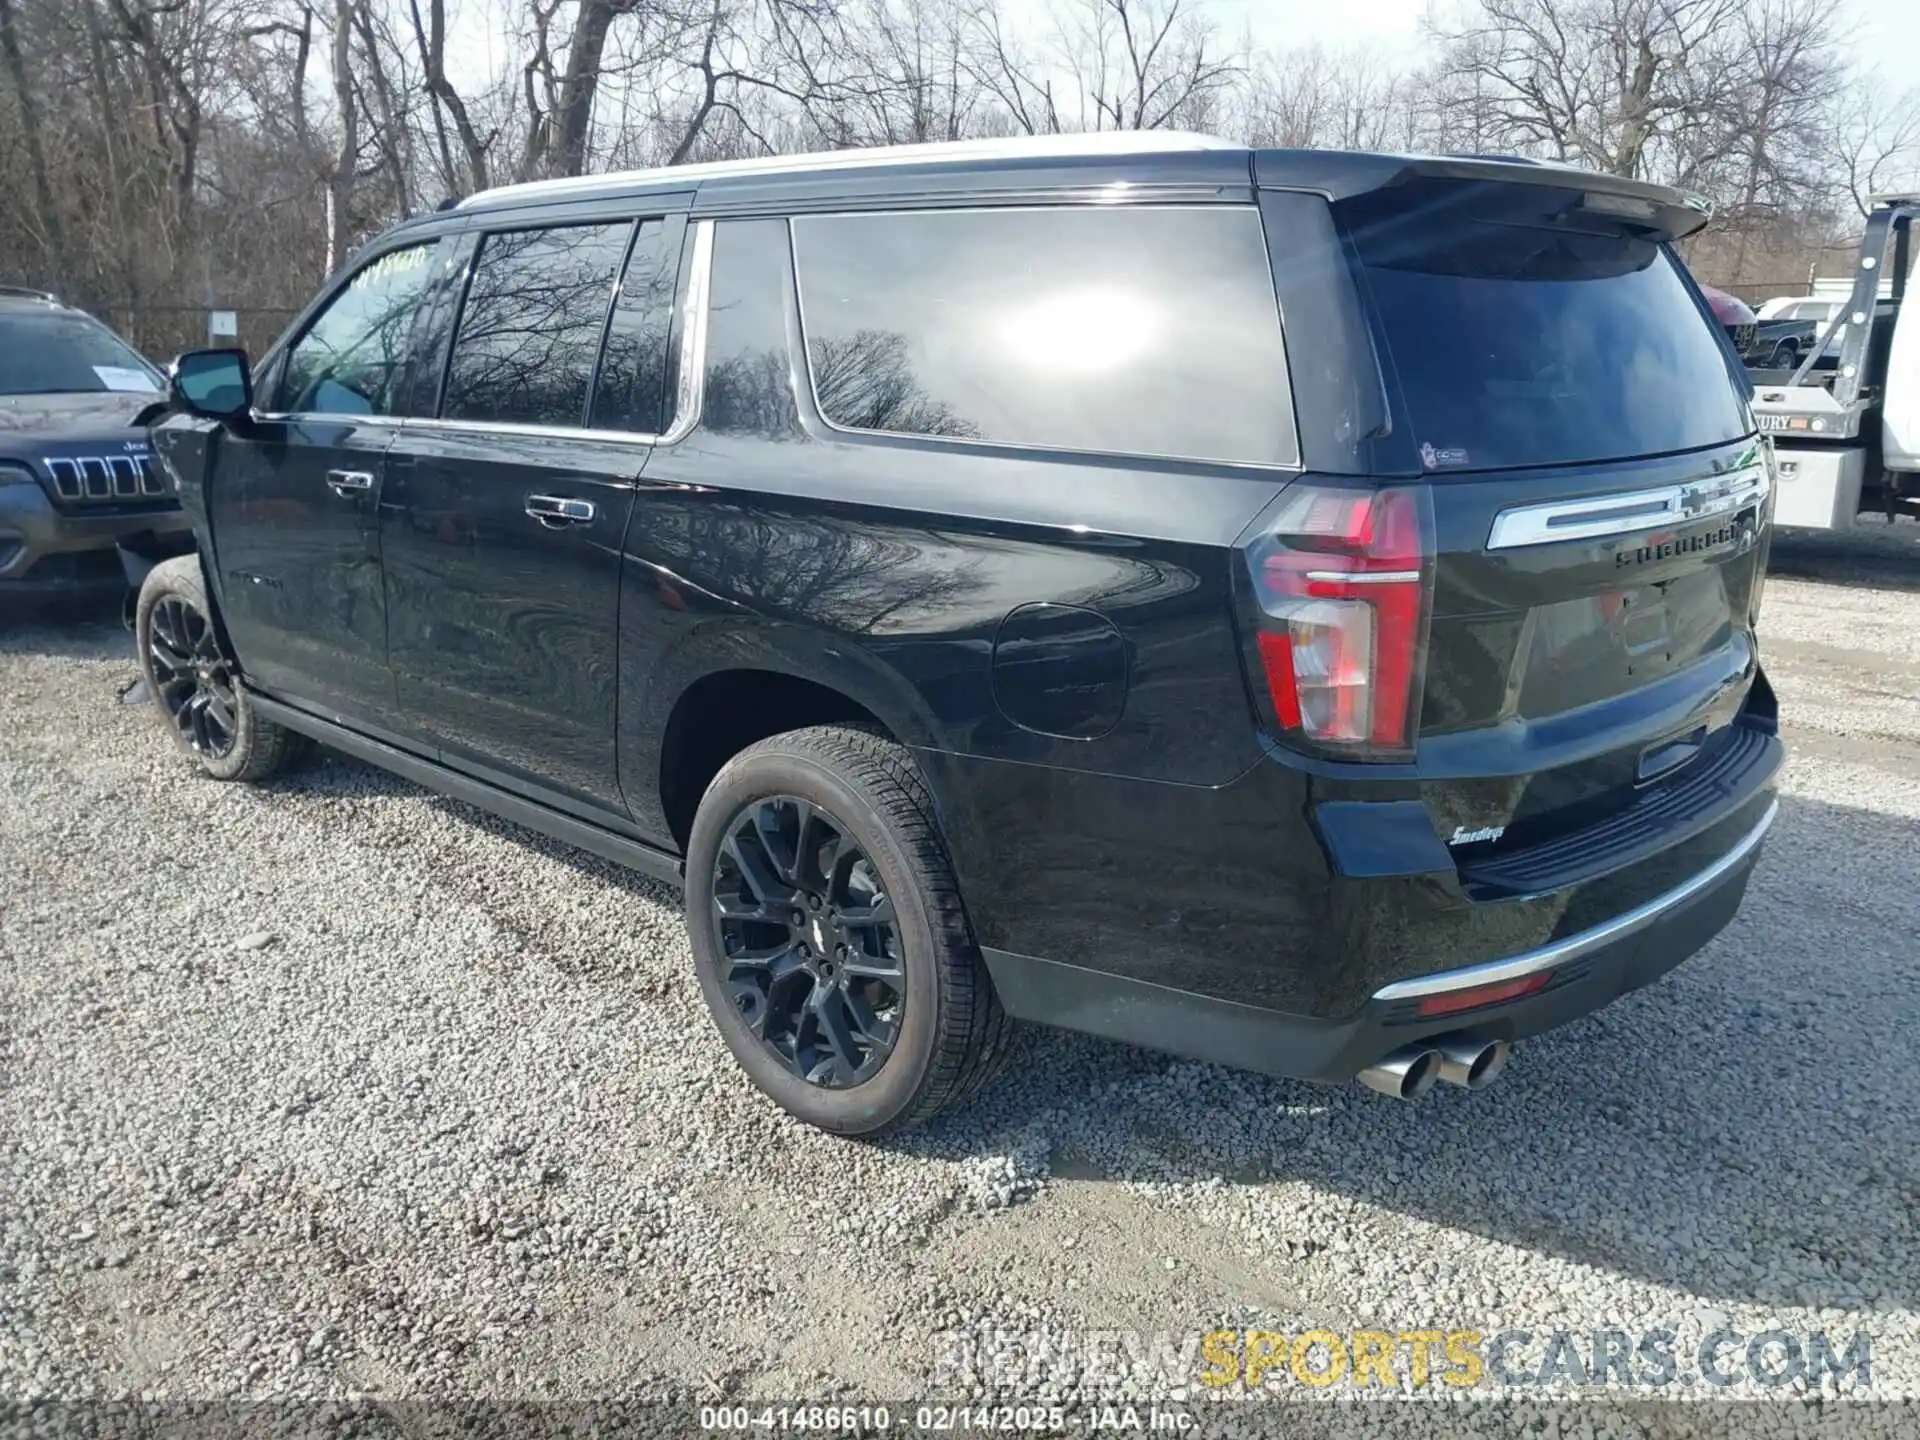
[1240,484,1433,758]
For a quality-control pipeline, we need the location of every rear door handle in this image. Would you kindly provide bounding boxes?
[525,494,596,528]
[326,469,374,497]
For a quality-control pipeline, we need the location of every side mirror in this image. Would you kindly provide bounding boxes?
[169,348,253,423]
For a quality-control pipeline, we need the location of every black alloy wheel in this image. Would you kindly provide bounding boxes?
[712,795,906,1088]
[146,593,239,760]
[135,554,299,783]
[685,724,1009,1135]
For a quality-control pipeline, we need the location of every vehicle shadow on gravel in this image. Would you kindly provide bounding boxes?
[0,596,128,658]
[262,751,682,915]
[251,743,1912,1318]
[904,789,1914,1319]
[1770,518,1920,593]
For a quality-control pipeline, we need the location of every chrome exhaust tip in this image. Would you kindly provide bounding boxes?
[1433,1036,1511,1090]
[1357,1046,1441,1101]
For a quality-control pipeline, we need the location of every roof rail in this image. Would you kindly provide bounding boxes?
[458,131,1241,211]
[0,284,60,303]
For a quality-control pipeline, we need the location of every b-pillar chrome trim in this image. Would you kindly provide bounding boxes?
[659,220,714,446]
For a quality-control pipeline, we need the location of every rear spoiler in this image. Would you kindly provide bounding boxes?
[1252,149,1712,241]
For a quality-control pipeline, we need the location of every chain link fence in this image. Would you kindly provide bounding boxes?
[83,303,304,367]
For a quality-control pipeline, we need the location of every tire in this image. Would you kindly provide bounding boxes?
[135,554,299,783]
[1771,341,1798,369]
[685,724,1010,1136]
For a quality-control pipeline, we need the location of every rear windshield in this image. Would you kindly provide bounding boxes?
[0,310,160,397]
[1340,179,1751,472]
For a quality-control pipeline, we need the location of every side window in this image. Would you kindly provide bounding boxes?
[591,219,678,434]
[791,206,1297,466]
[701,220,798,438]
[441,222,632,428]
[279,243,438,416]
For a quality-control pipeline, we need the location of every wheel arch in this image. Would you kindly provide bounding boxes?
[141,546,242,665]
[629,619,958,853]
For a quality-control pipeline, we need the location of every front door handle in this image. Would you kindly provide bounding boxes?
[326,468,374,497]
[525,494,596,528]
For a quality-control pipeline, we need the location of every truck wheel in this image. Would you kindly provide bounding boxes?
[135,555,298,783]
[685,725,1010,1136]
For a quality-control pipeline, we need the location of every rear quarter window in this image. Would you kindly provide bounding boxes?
[791,206,1298,467]
[1341,179,1753,472]
[701,219,801,438]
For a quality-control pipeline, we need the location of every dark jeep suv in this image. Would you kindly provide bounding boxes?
[0,288,185,601]
[137,134,1781,1134]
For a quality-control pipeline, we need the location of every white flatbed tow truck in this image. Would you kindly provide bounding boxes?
[1750,193,1920,530]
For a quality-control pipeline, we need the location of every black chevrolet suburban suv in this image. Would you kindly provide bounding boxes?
[0,288,185,601]
[137,133,1782,1134]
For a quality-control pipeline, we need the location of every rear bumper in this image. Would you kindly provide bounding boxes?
[983,797,1775,1083]
[0,480,187,594]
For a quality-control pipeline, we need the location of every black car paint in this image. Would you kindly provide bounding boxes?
[981,795,1770,1084]
[201,415,398,722]
[381,424,641,817]
[148,144,1779,1085]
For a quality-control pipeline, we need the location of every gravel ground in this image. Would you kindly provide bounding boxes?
[4,520,1920,1434]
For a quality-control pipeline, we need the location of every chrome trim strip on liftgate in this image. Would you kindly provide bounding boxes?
[1486,463,1771,550]
[1372,799,1778,1002]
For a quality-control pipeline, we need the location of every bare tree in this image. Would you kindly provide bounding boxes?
[799,0,984,147]
[1695,0,1842,283]
[1076,0,1240,131]
[955,0,1237,134]
[1236,42,1414,151]
[958,0,1064,135]
[406,0,495,192]
[551,0,637,176]
[1431,0,1748,177]
[0,0,64,284]
[349,0,417,216]
[1830,71,1920,217]
[325,0,360,271]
